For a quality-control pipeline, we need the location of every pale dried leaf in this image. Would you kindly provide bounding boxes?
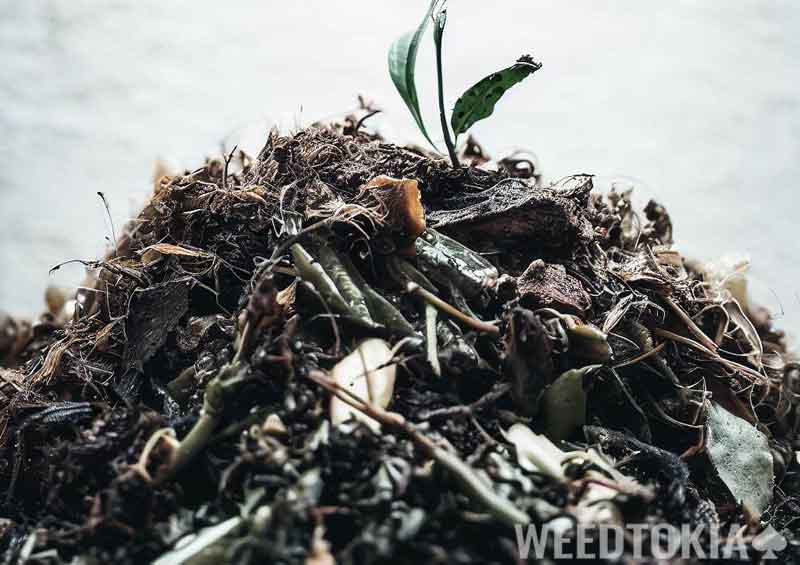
[504,423,565,480]
[706,402,773,514]
[141,243,212,259]
[330,339,396,432]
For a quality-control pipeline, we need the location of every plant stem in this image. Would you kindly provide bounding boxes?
[407,282,499,335]
[433,13,460,168]
[156,364,237,483]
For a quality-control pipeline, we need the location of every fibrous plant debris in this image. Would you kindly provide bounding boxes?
[0,116,798,564]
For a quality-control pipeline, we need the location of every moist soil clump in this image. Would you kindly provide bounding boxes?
[0,118,798,564]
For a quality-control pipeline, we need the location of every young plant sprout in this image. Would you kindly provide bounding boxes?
[388,0,542,168]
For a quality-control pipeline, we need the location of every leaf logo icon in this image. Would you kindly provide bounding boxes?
[752,526,787,559]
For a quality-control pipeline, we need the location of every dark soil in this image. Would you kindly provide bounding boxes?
[0,115,798,564]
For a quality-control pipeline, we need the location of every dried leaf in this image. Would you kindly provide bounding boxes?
[330,339,397,432]
[360,176,426,245]
[505,423,566,482]
[706,402,774,514]
[141,243,211,259]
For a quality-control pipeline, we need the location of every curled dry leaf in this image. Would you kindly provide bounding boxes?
[330,338,397,432]
[139,243,212,266]
[359,175,426,248]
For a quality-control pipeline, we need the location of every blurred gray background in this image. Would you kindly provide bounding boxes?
[0,1,797,344]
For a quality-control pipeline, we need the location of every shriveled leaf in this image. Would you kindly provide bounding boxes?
[388,0,442,148]
[451,55,542,137]
[330,338,397,432]
[540,365,600,442]
[140,243,212,265]
[706,402,773,514]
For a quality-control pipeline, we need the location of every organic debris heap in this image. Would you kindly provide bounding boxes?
[0,119,798,564]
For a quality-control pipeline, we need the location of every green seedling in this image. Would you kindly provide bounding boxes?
[389,0,542,168]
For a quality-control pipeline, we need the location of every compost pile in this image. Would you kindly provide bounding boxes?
[1,119,798,564]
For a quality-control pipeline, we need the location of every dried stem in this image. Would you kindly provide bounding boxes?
[406,282,499,335]
[653,328,769,385]
[662,295,718,353]
[306,369,530,526]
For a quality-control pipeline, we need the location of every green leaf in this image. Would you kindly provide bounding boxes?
[451,55,542,138]
[540,365,600,442]
[388,0,442,149]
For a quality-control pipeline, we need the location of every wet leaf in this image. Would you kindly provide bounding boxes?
[451,55,541,137]
[540,365,600,442]
[706,402,774,514]
[330,339,397,431]
[388,0,442,148]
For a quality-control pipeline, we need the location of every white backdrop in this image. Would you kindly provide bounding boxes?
[0,0,797,342]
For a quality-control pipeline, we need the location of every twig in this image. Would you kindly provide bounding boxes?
[97,192,118,257]
[222,145,238,191]
[353,109,381,136]
[662,296,718,353]
[419,383,511,420]
[406,283,499,335]
[307,369,530,526]
[613,342,666,369]
[128,428,178,482]
[653,328,769,385]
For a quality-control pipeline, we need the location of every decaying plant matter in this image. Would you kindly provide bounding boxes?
[0,117,797,564]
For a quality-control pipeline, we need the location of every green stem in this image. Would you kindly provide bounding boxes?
[158,365,235,483]
[433,12,460,168]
